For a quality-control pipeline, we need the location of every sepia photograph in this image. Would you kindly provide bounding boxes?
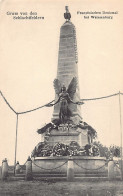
[0,0,123,195]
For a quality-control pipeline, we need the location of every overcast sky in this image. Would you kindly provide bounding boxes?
[0,0,123,165]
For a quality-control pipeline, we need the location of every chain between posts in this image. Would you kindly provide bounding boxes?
[32,160,68,171]
[73,160,108,171]
[81,92,119,101]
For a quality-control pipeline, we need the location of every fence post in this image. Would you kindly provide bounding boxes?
[1,158,8,180]
[25,156,33,181]
[108,160,115,180]
[119,159,123,180]
[67,157,74,181]
[15,161,21,174]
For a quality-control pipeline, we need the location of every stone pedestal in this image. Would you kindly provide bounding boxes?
[47,125,88,147]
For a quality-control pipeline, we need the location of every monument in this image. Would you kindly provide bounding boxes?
[31,7,106,176]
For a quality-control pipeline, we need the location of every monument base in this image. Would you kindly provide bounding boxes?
[46,125,88,147]
[32,156,107,175]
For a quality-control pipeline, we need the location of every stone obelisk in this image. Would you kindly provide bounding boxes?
[52,6,82,124]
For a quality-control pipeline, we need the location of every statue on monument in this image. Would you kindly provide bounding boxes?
[64,6,71,21]
[46,77,84,123]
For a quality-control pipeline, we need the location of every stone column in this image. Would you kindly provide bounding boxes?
[1,158,8,180]
[25,156,33,181]
[52,7,82,122]
[108,160,115,180]
[67,157,74,181]
[15,161,21,174]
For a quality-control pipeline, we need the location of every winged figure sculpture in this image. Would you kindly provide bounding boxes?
[46,77,84,123]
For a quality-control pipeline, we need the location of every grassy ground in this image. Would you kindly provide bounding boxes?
[0,180,123,196]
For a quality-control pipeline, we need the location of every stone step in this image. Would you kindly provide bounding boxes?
[15,174,25,177]
[12,174,108,180]
[32,176,109,181]
[75,177,108,181]
[32,171,107,174]
[14,172,121,177]
[32,173,107,177]
[9,176,25,181]
[8,175,121,181]
[75,174,107,177]
[33,173,67,177]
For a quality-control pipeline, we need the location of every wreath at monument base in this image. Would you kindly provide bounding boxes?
[31,141,100,158]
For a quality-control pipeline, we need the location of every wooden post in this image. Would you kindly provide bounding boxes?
[25,157,33,181]
[14,114,19,175]
[1,159,8,180]
[67,157,74,181]
[119,91,123,180]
